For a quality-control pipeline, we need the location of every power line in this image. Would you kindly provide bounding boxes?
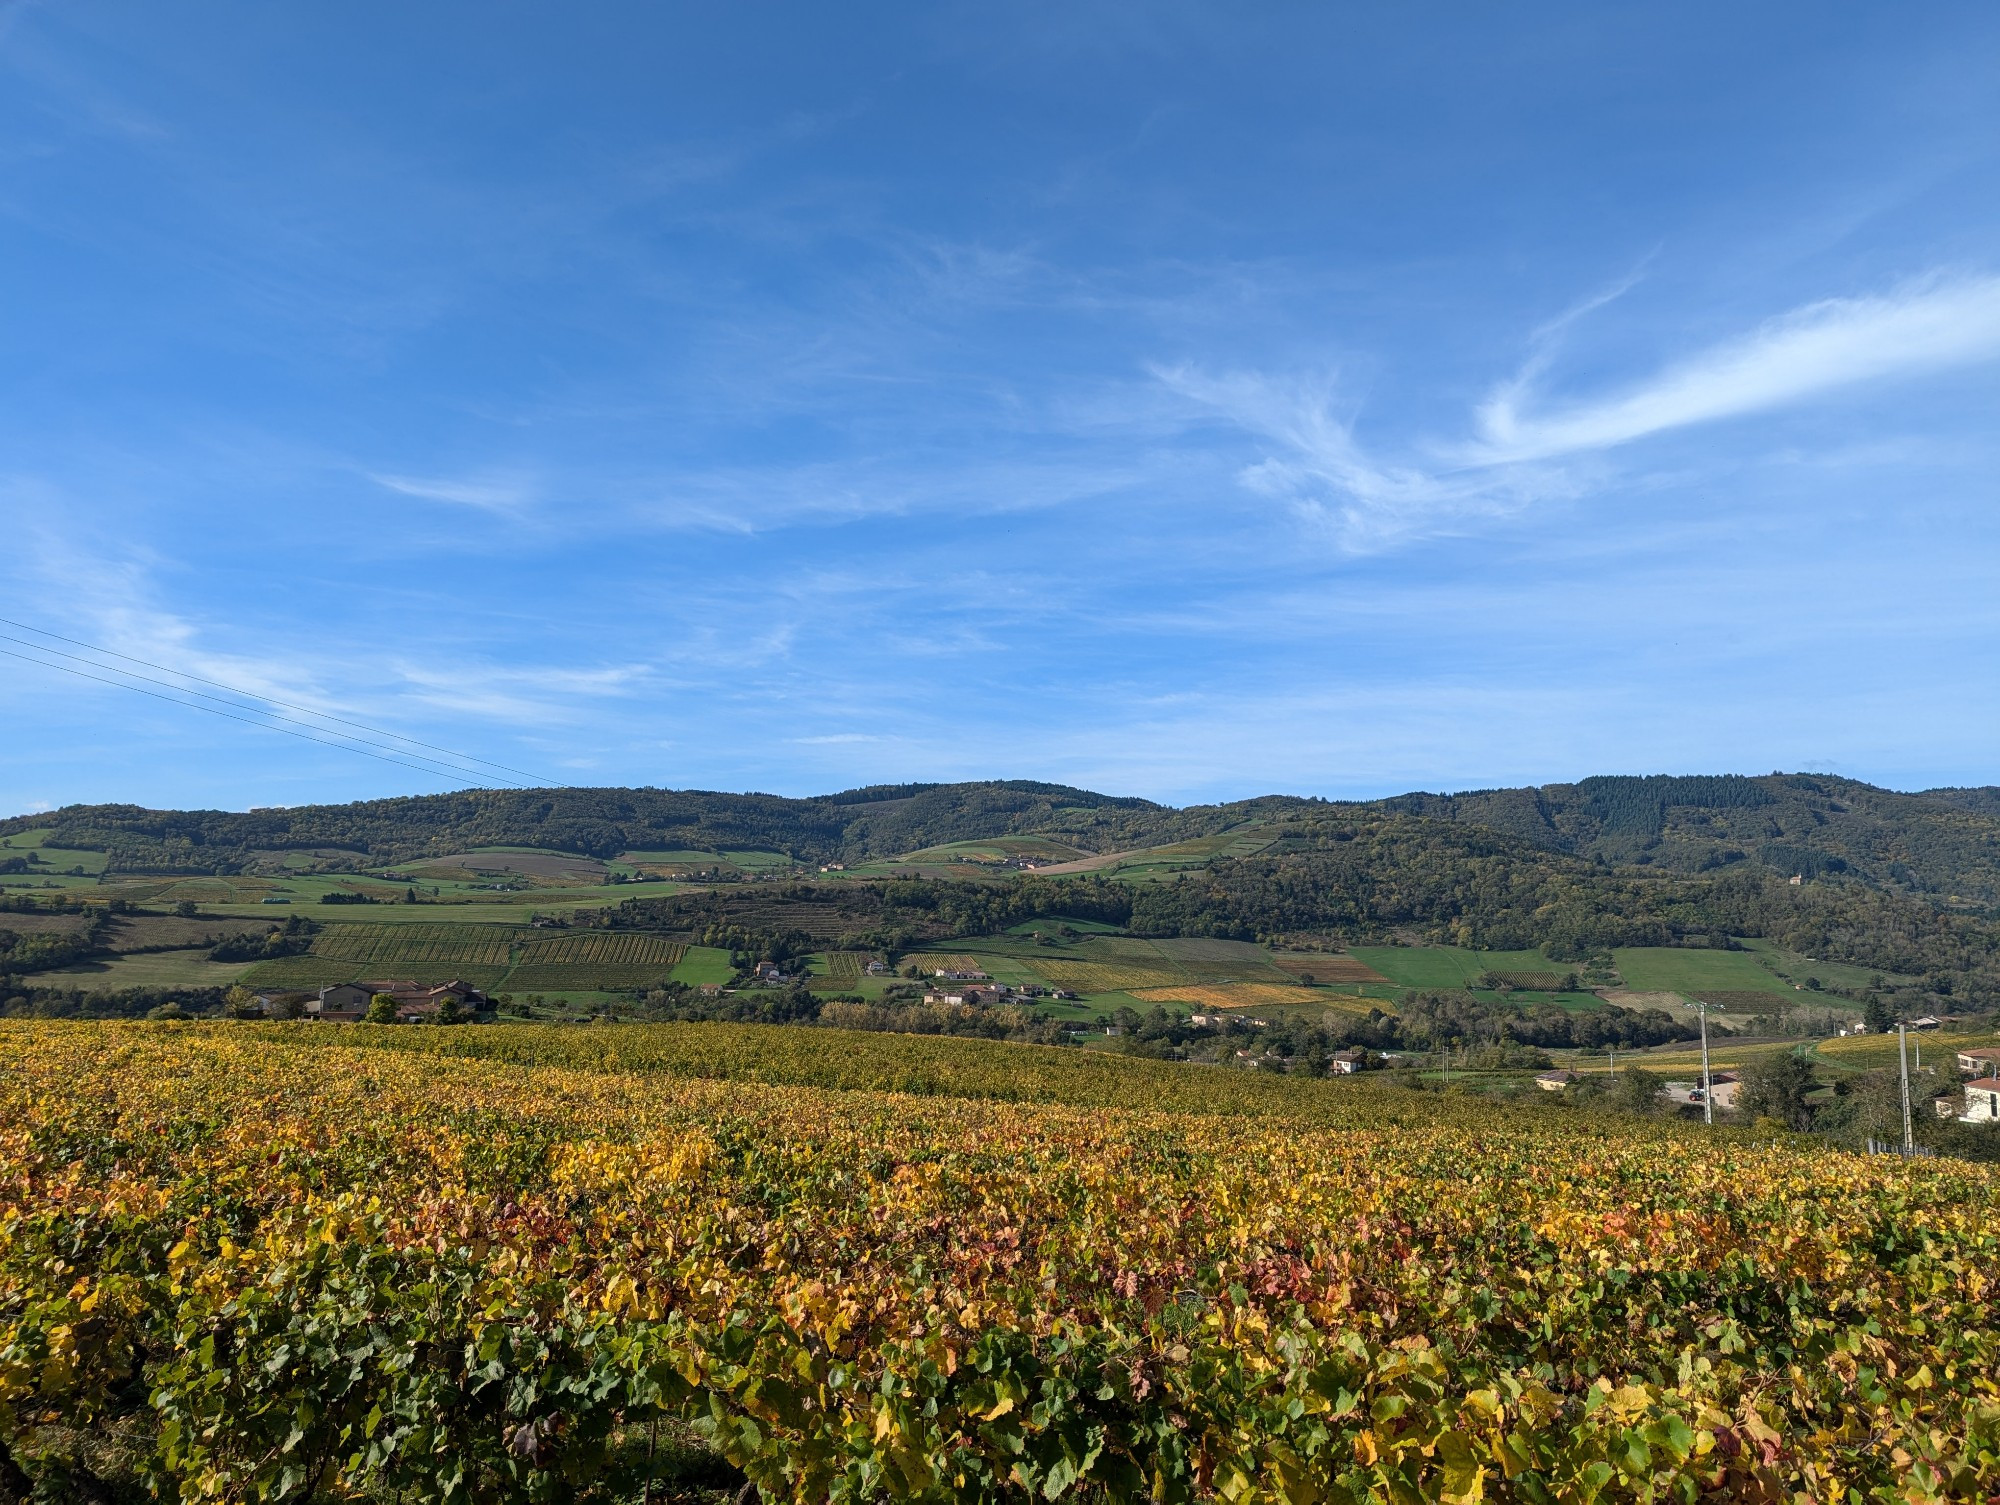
[0,631,533,789]
[0,645,511,790]
[0,614,550,784]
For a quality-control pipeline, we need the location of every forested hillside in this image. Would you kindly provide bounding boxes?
[580,813,2000,1008]
[0,782,1304,873]
[1393,773,2000,898]
[7,772,2000,906]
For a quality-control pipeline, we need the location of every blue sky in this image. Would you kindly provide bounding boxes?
[4,2,2000,814]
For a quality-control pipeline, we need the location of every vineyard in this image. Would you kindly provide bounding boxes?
[908,954,988,974]
[822,951,873,979]
[1029,959,1182,992]
[1269,954,1389,983]
[308,922,517,967]
[240,957,516,992]
[3,1021,1996,1504]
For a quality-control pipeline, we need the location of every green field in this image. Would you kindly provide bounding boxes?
[1001,916,1125,936]
[29,949,253,992]
[1610,946,1798,999]
[1347,946,1553,989]
[0,828,108,878]
[1736,938,1909,995]
[668,946,736,987]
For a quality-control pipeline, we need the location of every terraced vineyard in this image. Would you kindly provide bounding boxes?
[3,1021,1995,1503]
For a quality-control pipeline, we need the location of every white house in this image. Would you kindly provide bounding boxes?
[1958,1078,2000,1125]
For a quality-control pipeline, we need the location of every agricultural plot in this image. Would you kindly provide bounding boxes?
[11,1022,1992,1503]
[906,953,988,974]
[1611,946,1797,1001]
[514,932,686,967]
[895,837,1092,865]
[507,931,689,990]
[1129,982,1360,1013]
[392,849,609,887]
[308,924,516,967]
[1736,938,1906,995]
[1269,952,1389,983]
[1144,937,1294,981]
[0,828,107,878]
[1001,915,1125,936]
[26,949,253,992]
[1027,959,1183,993]
[668,946,736,987]
[1347,946,1553,989]
[821,951,874,980]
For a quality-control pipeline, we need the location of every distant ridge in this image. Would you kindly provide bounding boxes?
[5,772,2000,901]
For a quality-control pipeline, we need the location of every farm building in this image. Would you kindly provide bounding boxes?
[925,987,1005,1007]
[1956,1046,2000,1076]
[304,979,489,1023]
[1534,1070,1578,1091]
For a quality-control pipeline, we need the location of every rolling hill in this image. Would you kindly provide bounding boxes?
[8,772,2000,903]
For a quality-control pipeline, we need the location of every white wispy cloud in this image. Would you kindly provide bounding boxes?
[1473,272,2000,463]
[1154,364,1588,550]
[367,471,534,512]
[1166,271,2000,551]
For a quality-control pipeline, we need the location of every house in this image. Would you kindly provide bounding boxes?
[752,961,788,982]
[1330,1047,1367,1075]
[1535,1069,1577,1091]
[932,967,990,981]
[926,987,1002,1007]
[307,982,373,1021]
[1958,1078,2000,1125]
[1910,1016,1943,1031]
[1957,1047,2000,1076]
[864,959,889,975]
[306,978,488,1023]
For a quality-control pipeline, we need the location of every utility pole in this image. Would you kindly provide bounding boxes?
[1698,1001,1713,1125]
[1608,1045,1616,1077]
[1898,1020,1914,1156]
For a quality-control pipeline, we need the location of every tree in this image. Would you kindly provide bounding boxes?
[1863,993,1894,1033]
[1613,1065,1665,1114]
[364,993,397,1024]
[434,995,464,1026]
[224,984,261,1020]
[1739,1051,1818,1130]
[175,900,200,918]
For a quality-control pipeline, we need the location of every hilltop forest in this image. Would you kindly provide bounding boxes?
[9,771,2000,898]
